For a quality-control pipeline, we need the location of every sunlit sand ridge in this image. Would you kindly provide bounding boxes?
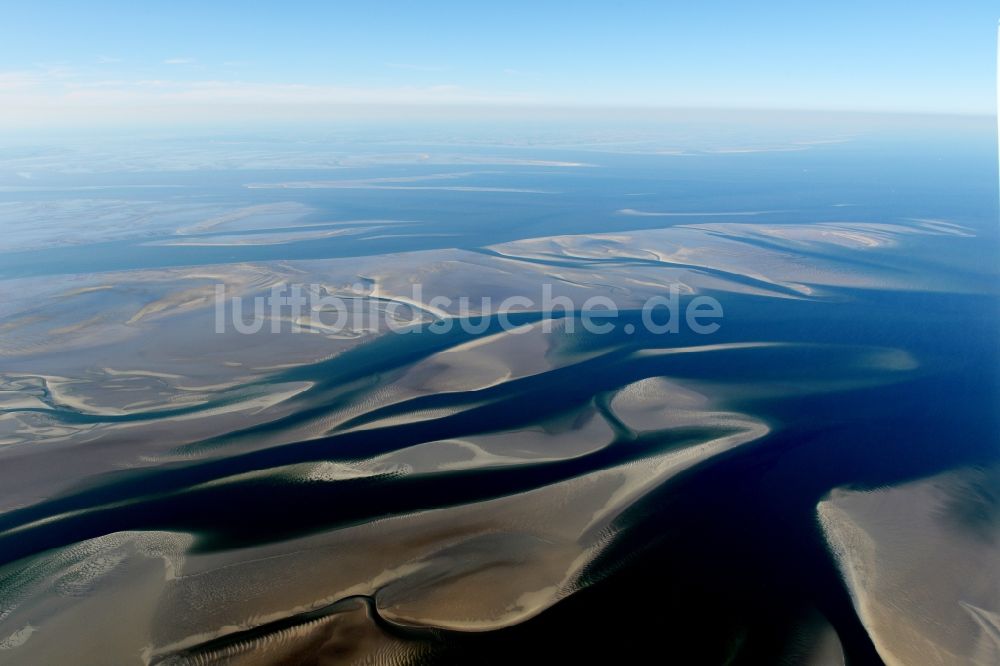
[819,466,1000,666]
[0,162,995,663]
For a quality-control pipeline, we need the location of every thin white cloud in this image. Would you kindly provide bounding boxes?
[32,63,74,78]
[0,72,41,90]
[0,69,544,126]
[164,57,196,65]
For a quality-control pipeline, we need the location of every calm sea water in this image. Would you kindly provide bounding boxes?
[0,112,996,663]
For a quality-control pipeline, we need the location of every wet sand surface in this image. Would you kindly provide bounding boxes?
[0,115,997,664]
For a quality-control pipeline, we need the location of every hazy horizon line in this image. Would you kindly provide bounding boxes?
[0,102,993,136]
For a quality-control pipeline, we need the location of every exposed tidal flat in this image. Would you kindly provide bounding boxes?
[0,115,997,664]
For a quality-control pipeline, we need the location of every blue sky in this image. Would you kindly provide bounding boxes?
[1,1,996,126]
